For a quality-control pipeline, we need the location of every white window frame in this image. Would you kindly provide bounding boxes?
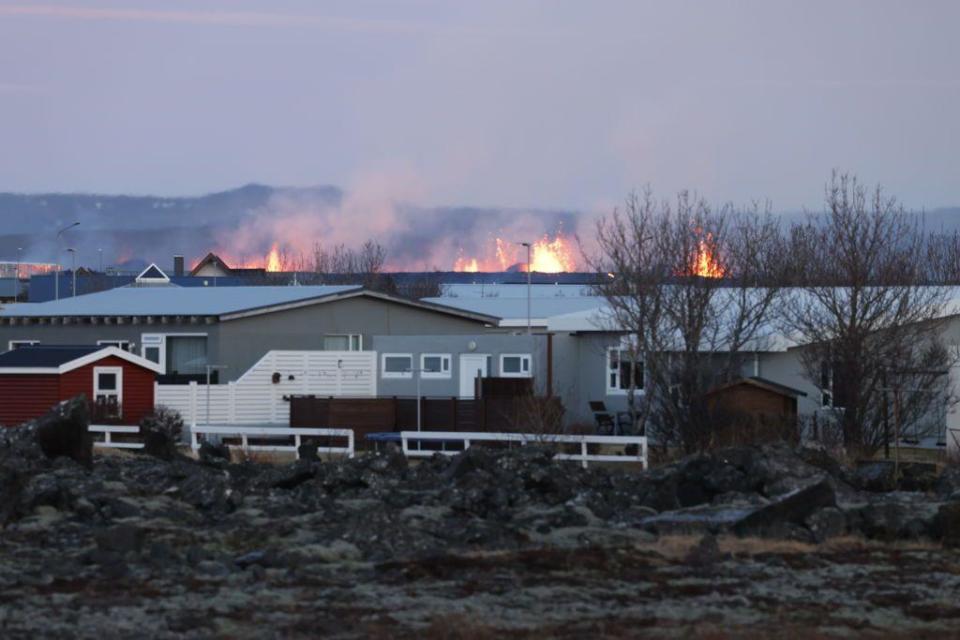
[140,332,208,375]
[420,353,452,379]
[8,340,39,351]
[323,334,363,351]
[606,346,644,395]
[820,360,846,409]
[97,340,131,351]
[499,353,532,378]
[93,366,123,418]
[382,353,414,379]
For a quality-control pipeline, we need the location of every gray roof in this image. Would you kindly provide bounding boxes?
[0,285,362,318]
[422,296,604,322]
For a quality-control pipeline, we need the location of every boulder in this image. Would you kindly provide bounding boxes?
[931,502,960,548]
[33,396,94,468]
[805,506,847,542]
[898,462,939,492]
[852,461,896,492]
[935,467,960,500]
[198,441,231,466]
[733,478,836,537]
[849,498,941,541]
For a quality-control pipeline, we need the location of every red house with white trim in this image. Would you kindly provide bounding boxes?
[0,345,162,427]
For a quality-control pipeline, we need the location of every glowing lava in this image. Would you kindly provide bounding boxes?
[264,243,282,272]
[690,236,724,278]
[453,234,577,273]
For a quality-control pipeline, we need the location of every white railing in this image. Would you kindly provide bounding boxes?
[89,424,144,450]
[190,425,355,459]
[400,431,648,469]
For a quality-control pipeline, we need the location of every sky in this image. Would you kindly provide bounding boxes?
[1,0,959,213]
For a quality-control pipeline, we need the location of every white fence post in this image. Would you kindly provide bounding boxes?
[189,381,198,427]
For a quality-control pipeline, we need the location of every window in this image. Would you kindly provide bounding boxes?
[820,360,848,409]
[421,354,451,379]
[97,340,131,351]
[500,354,532,378]
[8,340,38,350]
[323,334,362,351]
[166,336,207,375]
[93,366,123,419]
[382,353,413,378]
[141,333,208,375]
[607,347,643,394]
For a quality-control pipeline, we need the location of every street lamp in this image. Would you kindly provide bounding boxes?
[54,221,80,301]
[518,242,532,335]
[98,248,103,273]
[66,248,77,297]
[14,247,21,301]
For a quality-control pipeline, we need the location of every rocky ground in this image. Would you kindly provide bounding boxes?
[2,401,960,638]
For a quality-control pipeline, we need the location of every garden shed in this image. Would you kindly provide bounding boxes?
[0,345,162,426]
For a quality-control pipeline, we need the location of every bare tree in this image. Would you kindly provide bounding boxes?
[586,189,782,452]
[585,189,671,438]
[778,172,955,455]
[310,240,396,294]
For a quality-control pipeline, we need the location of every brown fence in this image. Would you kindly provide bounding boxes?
[289,395,563,449]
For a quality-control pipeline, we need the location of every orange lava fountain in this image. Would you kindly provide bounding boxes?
[690,236,724,278]
[454,234,577,273]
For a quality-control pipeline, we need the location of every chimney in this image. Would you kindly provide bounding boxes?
[174,255,184,277]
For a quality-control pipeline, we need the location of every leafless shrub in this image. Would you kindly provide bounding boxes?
[585,189,782,453]
[778,172,957,455]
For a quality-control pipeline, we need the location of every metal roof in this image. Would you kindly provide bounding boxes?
[0,285,362,318]
[422,296,604,324]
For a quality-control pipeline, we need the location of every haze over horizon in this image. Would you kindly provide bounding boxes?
[2,1,959,215]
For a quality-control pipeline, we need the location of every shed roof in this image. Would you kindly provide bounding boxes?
[0,345,102,368]
[0,345,164,374]
[706,376,808,398]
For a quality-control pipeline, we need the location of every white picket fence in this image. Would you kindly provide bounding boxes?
[190,426,355,459]
[399,431,648,469]
[89,424,144,450]
[156,350,377,426]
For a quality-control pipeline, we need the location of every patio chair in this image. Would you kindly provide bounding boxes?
[589,401,636,435]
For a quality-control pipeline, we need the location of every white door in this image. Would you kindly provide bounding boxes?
[459,354,489,398]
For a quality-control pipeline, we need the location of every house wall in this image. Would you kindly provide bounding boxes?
[0,296,496,383]
[755,349,823,415]
[59,355,156,425]
[0,373,59,426]
[0,323,224,374]
[370,333,546,398]
[570,332,627,427]
[218,297,497,380]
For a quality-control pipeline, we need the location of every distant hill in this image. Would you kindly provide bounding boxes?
[0,183,956,272]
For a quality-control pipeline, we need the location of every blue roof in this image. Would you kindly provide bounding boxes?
[0,285,362,318]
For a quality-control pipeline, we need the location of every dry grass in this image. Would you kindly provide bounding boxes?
[630,534,942,561]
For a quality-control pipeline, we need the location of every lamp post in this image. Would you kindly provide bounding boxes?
[54,221,80,301]
[14,247,21,301]
[67,248,77,297]
[519,242,532,335]
[406,365,440,432]
[98,248,103,273]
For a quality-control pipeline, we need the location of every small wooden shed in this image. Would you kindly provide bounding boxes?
[706,376,806,421]
[0,345,162,427]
